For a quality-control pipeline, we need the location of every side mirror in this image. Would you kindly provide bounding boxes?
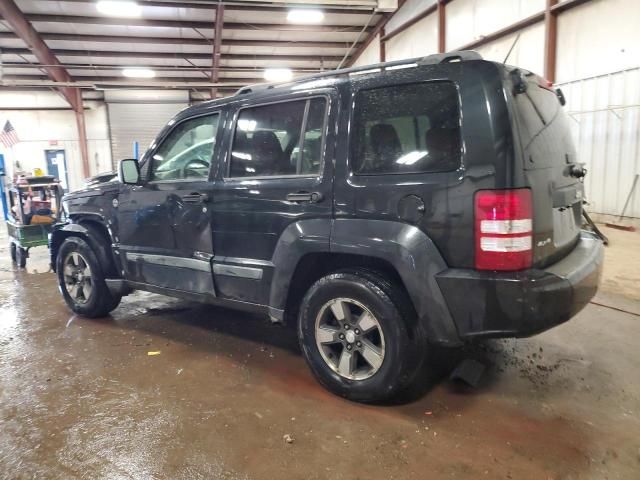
[118,159,141,185]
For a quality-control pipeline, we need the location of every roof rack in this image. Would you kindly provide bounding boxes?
[232,50,483,97]
[236,83,276,95]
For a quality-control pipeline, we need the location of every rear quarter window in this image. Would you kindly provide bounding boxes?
[512,78,576,169]
[351,81,461,175]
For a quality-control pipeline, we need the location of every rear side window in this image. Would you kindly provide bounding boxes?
[352,82,461,175]
[229,97,327,178]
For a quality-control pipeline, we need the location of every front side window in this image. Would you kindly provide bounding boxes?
[229,97,327,178]
[352,82,461,175]
[150,113,219,181]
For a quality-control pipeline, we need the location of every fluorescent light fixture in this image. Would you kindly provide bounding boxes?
[287,9,324,24]
[122,68,155,78]
[97,1,142,17]
[263,68,293,82]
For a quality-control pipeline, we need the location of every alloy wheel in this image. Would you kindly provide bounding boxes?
[63,252,93,305]
[314,297,386,380]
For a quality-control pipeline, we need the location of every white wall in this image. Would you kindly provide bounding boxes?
[445,0,545,50]
[386,13,439,61]
[351,34,381,67]
[474,22,545,74]
[556,0,640,83]
[0,91,112,191]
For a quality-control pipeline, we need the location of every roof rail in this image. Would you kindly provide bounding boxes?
[236,83,275,95]
[232,50,483,97]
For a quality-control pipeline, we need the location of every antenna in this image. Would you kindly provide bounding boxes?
[503,33,521,64]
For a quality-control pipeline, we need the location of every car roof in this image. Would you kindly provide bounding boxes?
[180,50,487,118]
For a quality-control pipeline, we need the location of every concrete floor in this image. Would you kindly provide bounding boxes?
[1,224,639,479]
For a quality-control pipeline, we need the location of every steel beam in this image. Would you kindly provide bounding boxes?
[211,4,224,99]
[0,0,90,178]
[74,90,90,181]
[437,1,446,53]
[16,13,374,33]
[3,60,322,76]
[0,31,356,49]
[2,74,263,85]
[33,0,376,16]
[544,0,559,83]
[1,47,344,63]
[0,0,76,107]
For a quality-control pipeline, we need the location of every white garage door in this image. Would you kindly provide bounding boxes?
[106,91,189,167]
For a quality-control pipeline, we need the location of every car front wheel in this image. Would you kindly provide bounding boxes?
[56,236,121,318]
[298,269,425,403]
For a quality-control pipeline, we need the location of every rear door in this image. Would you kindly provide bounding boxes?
[510,72,583,266]
[209,91,336,305]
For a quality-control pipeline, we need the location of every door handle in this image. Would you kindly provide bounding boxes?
[181,192,209,204]
[286,191,323,203]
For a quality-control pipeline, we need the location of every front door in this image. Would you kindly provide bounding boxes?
[116,110,223,296]
[209,92,336,305]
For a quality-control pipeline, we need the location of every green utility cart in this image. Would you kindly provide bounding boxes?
[6,176,64,268]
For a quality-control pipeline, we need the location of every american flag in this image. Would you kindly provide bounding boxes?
[0,120,20,148]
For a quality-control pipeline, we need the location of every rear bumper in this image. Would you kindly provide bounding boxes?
[436,231,604,340]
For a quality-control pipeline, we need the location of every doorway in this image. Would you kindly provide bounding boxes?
[45,149,69,191]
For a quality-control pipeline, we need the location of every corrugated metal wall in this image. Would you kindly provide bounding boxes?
[105,90,189,167]
[107,103,185,166]
[557,68,640,219]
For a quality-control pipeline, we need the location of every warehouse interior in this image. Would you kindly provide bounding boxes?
[1,0,639,478]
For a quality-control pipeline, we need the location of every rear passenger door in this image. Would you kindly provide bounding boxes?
[209,92,336,305]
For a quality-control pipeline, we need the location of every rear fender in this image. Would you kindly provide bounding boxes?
[330,219,461,345]
[268,219,332,321]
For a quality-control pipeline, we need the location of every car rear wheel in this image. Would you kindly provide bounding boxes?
[298,269,426,403]
[56,236,121,318]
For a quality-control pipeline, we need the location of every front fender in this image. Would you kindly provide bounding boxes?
[49,223,91,272]
[49,221,118,277]
[330,219,461,345]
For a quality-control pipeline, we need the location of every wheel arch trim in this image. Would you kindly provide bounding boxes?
[330,219,460,344]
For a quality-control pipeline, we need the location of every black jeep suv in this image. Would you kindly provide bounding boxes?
[51,51,603,402]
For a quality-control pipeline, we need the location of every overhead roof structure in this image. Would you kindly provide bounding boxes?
[0,0,393,98]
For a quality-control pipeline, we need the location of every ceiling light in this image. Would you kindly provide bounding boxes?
[96,1,142,18]
[122,68,156,78]
[263,68,293,82]
[287,9,324,24]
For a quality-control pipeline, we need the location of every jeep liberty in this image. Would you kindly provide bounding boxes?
[50,51,603,402]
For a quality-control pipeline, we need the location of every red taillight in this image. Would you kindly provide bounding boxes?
[475,189,533,271]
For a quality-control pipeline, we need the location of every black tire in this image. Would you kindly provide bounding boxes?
[298,269,427,403]
[10,242,17,263]
[16,246,27,269]
[56,236,121,318]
